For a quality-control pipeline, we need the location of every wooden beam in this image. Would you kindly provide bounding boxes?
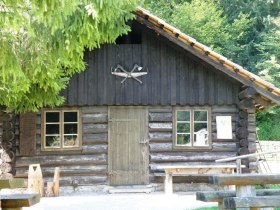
[216,150,280,162]
[239,87,258,100]
[196,189,280,203]
[209,174,280,186]
[239,98,254,110]
[223,196,280,208]
[136,15,280,105]
[1,193,40,208]
[252,95,274,110]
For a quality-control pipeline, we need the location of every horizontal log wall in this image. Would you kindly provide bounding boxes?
[15,105,240,188]
[15,107,108,188]
[149,105,239,183]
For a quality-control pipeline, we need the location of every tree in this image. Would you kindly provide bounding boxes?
[0,0,136,112]
[143,0,280,140]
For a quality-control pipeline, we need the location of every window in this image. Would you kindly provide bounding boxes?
[42,109,81,150]
[174,108,211,149]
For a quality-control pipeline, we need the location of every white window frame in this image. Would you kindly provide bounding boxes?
[41,109,82,151]
[173,107,212,149]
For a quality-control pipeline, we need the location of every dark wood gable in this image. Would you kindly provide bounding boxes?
[63,22,241,107]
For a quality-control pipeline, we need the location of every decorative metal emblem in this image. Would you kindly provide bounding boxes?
[111,64,148,84]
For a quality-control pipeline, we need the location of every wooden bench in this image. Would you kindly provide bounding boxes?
[197,174,280,210]
[0,179,40,210]
[197,189,280,203]
[1,193,40,210]
[157,164,238,194]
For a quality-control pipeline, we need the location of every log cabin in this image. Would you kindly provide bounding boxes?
[1,7,280,192]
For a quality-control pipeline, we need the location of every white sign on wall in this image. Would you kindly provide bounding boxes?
[216,116,232,139]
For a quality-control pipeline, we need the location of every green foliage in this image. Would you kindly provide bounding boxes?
[143,0,254,65]
[0,0,136,112]
[170,0,230,53]
[257,107,280,140]
[143,0,280,140]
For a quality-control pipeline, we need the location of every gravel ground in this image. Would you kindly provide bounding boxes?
[23,192,217,210]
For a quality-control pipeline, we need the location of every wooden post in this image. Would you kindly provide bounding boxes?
[236,159,242,174]
[53,167,60,196]
[45,167,60,197]
[28,164,43,196]
[164,170,173,194]
[236,185,256,210]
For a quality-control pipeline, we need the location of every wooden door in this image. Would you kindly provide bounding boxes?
[108,107,149,185]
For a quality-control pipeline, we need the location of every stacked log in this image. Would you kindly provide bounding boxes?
[0,111,16,179]
[148,106,239,183]
[238,87,258,173]
[15,107,108,188]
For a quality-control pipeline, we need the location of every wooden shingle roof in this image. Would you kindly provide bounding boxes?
[135,7,280,110]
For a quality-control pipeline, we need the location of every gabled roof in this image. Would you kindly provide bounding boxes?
[135,7,280,110]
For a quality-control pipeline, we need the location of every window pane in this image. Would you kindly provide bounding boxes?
[64,112,77,122]
[177,134,191,145]
[46,136,60,147]
[177,111,190,121]
[177,122,190,133]
[194,123,207,132]
[64,135,78,147]
[46,124,60,134]
[194,130,209,146]
[64,124,77,134]
[194,111,207,121]
[46,112,60,123]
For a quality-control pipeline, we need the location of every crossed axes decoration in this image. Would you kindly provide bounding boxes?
[111,64,148,84]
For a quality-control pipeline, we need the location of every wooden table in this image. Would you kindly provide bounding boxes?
[0,179,40,210]
[157,164,238,194]
[208,174,280,210]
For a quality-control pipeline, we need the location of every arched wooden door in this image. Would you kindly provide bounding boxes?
[108,107,149,185]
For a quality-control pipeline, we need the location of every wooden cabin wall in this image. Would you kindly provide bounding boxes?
[14,105,239,187]
[63,22,240,107]
[149,105,239,183]
[15,107,108,188]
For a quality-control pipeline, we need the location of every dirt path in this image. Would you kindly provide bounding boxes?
[24,192,217,210]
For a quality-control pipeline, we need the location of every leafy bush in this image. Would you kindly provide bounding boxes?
[256,107,280,140]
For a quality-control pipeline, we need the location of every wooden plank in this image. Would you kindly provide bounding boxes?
[16,154,107,167]
[149,132,172,142]
[19,113,37,156]
[44,175,107,186]
[223,196,280,208]
[1,193,40,208]
[150,152,237,162]
[209,174,280,186]
[0,179,24,189]
[198,64,205,105]
[83,124,107,134]
[149,113,172,122]
[133,45,142,105]
[83,133,108,144]
[82,113,108,124]
[16,165,108,177]
[170,47,177,105]
[149,123,172,131]
[196,189,280,203]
